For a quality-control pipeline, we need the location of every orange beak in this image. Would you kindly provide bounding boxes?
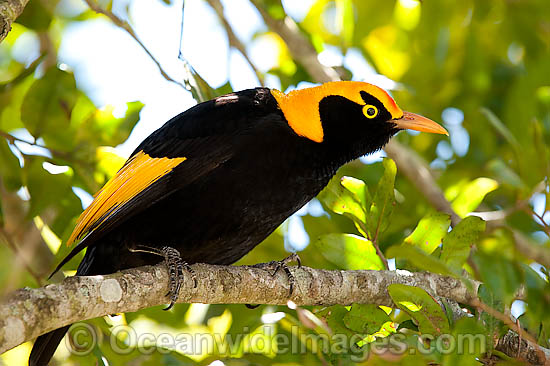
[392,111,449,136]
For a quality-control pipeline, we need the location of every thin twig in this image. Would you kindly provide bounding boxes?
[0,129,86,165]
[357,220,388,270]
[82,0,186,90]
[525,206,550,237]
[205,0,264,86]
[471,297,546,362]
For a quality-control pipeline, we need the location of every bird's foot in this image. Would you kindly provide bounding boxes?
[128,245,196,310]
[253,253,301,295]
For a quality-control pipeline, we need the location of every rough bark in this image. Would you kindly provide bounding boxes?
[0,264,477,354]
[0,0,29,43]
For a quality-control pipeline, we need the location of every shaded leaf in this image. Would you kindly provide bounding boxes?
[343,304,391,334]
[23,158,73,218]
[0,139,22,191]
[388,284,450,335]
[20,68,78,150]
[478,285,507,343]
[318,305,356,338]
[443,317,488,366]
[440,216,486,272]
[472,251,523,305]
[16,0,53,30]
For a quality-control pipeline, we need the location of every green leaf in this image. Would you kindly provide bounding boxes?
[440,216,485,272]
[386,245,455,276]
[315,233,384,270]
[472,251,523,305]
[0,195,3,226]
[367,158,397,239]
[477,285,507,342]
[20,68,78,149]
[0,139,22,191]
[343,304,391,334]
[522,263,550,330]
[318,177,366,229]
[450,178,498,218]
[23,158,73,218]
[93,101,144,146]
[318,305,356,338]
[388,284,450,335]
[16,0,53,30]
[442,317,487,366]
[480,107,521,152]
[486,159,526,190]
[339,0,354,47]
[404,212,451,254]
[340,176,371,209]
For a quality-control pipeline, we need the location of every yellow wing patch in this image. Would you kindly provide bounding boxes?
[271,81,403,143]
[67,151,186,247]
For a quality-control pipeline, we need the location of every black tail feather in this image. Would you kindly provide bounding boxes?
[30,246,101,365]
[28,326,70,366]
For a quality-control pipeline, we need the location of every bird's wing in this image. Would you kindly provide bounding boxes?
[51,88,281,276]
[66,150,186,248]
[50,137,234,277]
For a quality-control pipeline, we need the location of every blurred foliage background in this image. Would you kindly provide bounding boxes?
[1,0,550,364]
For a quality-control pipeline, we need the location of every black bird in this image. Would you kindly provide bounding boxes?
[29,81,447,365]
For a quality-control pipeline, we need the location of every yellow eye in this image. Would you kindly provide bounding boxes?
[363,105,378,119]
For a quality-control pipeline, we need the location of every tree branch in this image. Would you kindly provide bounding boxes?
[1,263,477,354]
[205,0,265,86]
[1,263,546,364]
[0,0,29,43]
[82,0,186,90]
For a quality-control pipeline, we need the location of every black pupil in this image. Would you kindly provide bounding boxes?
[367,107,376,116]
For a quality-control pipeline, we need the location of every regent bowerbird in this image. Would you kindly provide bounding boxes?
[29,81,448,365]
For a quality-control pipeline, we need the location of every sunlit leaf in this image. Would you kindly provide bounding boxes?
[341,176,371,208]
[388,284,450,335]
[363,25,410,80]
[315,233,384,270]
[95,147,126,181]
[403,212,451,254]
[368,158,396,239]
[450,177,498,217]
[318,177,366,228]
[386,245,454,276]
